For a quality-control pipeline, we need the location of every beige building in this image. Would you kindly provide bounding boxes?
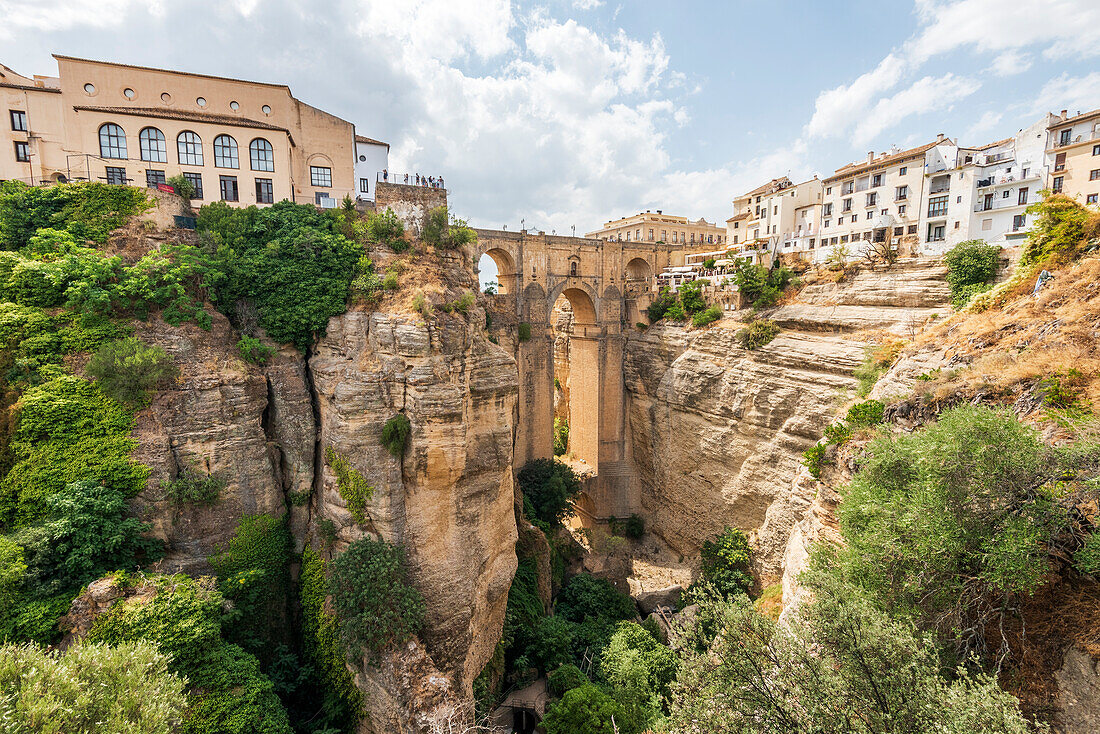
[2,55,383,207]
[586,210,725,250]
[726,176,823,263]
[1046,108,1100,206]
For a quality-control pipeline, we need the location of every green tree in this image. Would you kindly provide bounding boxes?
[555,573,636,624]
[698,526,753,598]
[85,337,177,407]
[0,641,187,733]
[1023,192,1091,265]
[670,582,1038,734]
[328,538,425,663]
[421,206,476,250]
[542,684,630,734]
[17,480,163,595]
[600,621,677,727]
[167,174,196,201]
[943,239,1001,307]
[678,280,707,315]
[517,458,582,527]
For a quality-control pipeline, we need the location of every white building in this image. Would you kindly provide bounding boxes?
[922,118,1049,255]
[353,134,389,202]
[726,176,823,264]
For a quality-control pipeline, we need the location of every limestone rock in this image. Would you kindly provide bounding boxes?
[309,305,519,702]
[1054,647,1100,733]
[634,584,684,616]
[353,639,464,734]
[129,312,287,575]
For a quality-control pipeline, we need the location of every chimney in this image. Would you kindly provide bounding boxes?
[867,151,875,163]
[657,209,662,214]
[936,133,945,142]
[1061,109,1068,120]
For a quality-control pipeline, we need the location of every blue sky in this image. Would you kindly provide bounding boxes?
[2,0,1099,240]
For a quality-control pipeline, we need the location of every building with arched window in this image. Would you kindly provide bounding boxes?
[0,54,388,207]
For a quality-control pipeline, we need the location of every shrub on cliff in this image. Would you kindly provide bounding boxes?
[845,399,885,427]
[197,200,360,350]
[421,206,476,250]
[1023,192,1093,266]
[678,280,706,315]
[732,260,791,309]
[517,458,582,527]
[692,304,722,328]
[87,574,293,734]
[555,573,636,624]
[237,335,275,365]
[645,287,678,322]
[86,337,177,407]
[0,640,187,733]
[735,318,779,350]
[0,181,150,250]
[944,239,1000,308]
[328,538,425,664]
[359,208,406,253]
[381,413,411,458]
[542,684,631,734]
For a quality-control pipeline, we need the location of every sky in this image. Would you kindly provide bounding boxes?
[3,0,1100,241]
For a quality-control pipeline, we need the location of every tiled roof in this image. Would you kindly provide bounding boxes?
[1049,107,1100,128]
[726,212,750,222]
[741,176,791,198]
[355,134,389,148]
[72,105,289,134]
[825,141,940,181]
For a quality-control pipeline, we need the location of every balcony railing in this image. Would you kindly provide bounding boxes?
[1049,128,1100,150]
[973,199,1026,213]
[929,183,951,194]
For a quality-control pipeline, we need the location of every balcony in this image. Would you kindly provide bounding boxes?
[929,182,951,194]
[1049,128,1100,151]
[974,199,1026,213]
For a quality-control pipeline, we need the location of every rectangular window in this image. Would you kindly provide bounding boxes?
[1013,214,1027,231]
[823,203,833,216]
[9,110,27,132]
[1018,188,1029,205]
[219,175,239,202]
[927,195,948,218]
[1002,189,1011,198]
[1053,175,1064,193]
[866,192,877,207]
[825,186,832,195]
[899,166,907,175]
[907,224,918,234]
[14,141,29,162]
[895,185,908,200]
[105,166,126,185]
[1088,194,1099,205]
[898,205,906,215]
[928,223,945,242]
[842,181,854,195]
[1093,144,1100,156]
[732,235,738,244]
[866,212,873,220]
[310,166,332,187]
[255,178,274,204]
[809,238,815,249]
[840,235,849,243]
[183,172,203,199]
[824,220,830,228]
[1023,167,1030,178]
[1055,152,1066,171]
[982,218,993,231]
[648,228,654,241]
[1091,169,1100,181]
[1060,128,1072,146]
[842,198,852,212]
[359,178,369,193]
[894,226,903,236]
[773,205,778,215]
[838,216,844,224]
[954,221,960,229]
[872,174,882,187]
[145,169,166,188]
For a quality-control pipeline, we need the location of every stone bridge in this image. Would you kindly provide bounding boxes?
[475,228,685,520]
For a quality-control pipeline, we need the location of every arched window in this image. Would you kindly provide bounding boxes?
[177,131,203,166]
[98,123,127,159]
[213,134,238,168]
[138,127,167,163]
[249,138,274,172]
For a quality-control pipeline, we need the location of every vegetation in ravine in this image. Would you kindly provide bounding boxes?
[735,317,779,350]
[943,238,1001,308]
[323,446,373,524]
[380,413,411,458]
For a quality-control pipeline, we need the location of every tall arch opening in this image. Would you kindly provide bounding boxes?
[478,248,516,294]
[550,286,599,477]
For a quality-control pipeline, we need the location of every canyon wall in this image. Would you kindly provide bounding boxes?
[623,259,952,583]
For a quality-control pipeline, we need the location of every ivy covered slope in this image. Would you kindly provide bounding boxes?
[781,193,1100,731]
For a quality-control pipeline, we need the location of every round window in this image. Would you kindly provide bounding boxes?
[196,97,207,107]
[358,155,366,162]
[229,101,239,110]
[123,88,135,99]
[83,83,96,94]
[261,105,271,115]
[160,92,172,103]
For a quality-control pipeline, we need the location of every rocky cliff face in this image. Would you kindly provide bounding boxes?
[126,246,518,732]
[623,259,952,583]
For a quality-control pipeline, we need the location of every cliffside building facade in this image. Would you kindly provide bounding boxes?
[1046,108,1100,206]
[1,55,387,207]
[586,210,725,250]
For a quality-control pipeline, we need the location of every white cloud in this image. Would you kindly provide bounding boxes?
[963,110,1004,143]
[1029,71,1100,117]
[805,54,906,140]
[851,73,976,146]
[988,50,1031,77]
[572,0,603,9]
[0,0,164,37]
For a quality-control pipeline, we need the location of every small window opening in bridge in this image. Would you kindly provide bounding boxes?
[570,261,578,277]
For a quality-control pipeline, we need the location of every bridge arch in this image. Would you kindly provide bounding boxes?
[479,247,517,294]
[626,257,652,280]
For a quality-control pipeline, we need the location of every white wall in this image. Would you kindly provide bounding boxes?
[353,140,389,200]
